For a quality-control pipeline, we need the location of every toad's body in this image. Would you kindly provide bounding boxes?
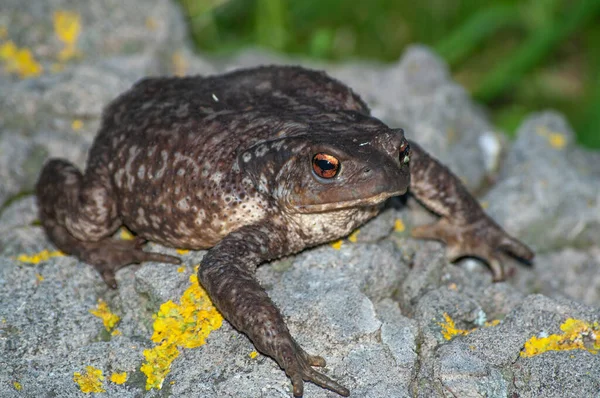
[92,70,397,250]
[36,66,533,397]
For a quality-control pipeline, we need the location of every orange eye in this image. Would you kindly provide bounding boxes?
[399,141,411,164]
[312,153,340,179]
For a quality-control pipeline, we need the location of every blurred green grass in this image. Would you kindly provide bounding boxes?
[179,0,600,148]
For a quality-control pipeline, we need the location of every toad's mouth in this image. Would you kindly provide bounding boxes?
[292,188,408,213]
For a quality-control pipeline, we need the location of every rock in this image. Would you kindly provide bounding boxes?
[434,342,508,398]
[0,0,211,205]
[1,0,599,397]
[485,112,600,253]
[511,247,600,307]
[0,0,187,71]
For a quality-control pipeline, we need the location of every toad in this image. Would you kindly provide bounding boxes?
[36,65,533,397]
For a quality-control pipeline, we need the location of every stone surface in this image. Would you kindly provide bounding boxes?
[1,1,600,398]
[485,111,600,253]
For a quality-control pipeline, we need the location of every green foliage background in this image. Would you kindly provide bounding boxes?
[179,0,600,148]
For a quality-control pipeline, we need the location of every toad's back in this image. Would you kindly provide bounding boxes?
[84,66,371,248]
[96,65,369,150]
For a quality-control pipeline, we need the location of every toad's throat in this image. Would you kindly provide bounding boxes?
[293,188,408,213]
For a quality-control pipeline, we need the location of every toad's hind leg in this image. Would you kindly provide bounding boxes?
[36,159,180,288]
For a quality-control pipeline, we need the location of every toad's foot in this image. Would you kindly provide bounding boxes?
[75,237,181,288]
[411,217,534,282]
[278,338,349,397]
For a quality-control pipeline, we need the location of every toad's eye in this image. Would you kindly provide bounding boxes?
[312,153,340,179]
[399,141,411,164]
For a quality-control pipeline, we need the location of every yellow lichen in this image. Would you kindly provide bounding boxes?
[73,366,105,393]
[438,312,499,341]
[348,229,360,243]
[480,200,489,209]
[141,270,223,390]
[13,381,21,391]
[330,240,343,250]
[71,119,83,130]
[547,133,566,149]
[17,249,64,264]
[171,51,187,77]
[110,372,127,385]
[119,228,135,241]
[536,126,567,149]
[89,299,120,332]
[176,249,190,255]
[521,318,600,357]
[145,17,158,31]
[329,230,360,248]
[177,266,186,273]
[0,41,43,78]
[111,329,122,336]
[394,219,405,232]
[439,313,471,340]
[35,273,44,282]
[249,350,259,359]
[53,11,81,61]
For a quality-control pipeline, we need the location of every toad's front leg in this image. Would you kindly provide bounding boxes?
[197,221,350,397]
[407,141,534,281]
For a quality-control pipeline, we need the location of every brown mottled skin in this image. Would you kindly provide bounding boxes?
[36,66,534,397]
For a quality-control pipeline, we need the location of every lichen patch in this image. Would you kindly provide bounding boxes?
[438,312,500,341]
[17,249,64,264]
[73,366,105,393]
[0,41,43,78]
[330,228,361,249]
[53,11,81,61]
[118,227,135,240]
[330,239,343,250]
[140,267,223,390]
[110,372,127,385]
[394,219,405,232]
[348,229,360,243]
[536,126,567,149]
[521,318,600,357]
[89,299,120,332]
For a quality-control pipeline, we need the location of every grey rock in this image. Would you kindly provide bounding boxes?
[0,0,187,73]
[0,0,213,206]
[0,133,47,206]
[511,350,600,398]
[283,241,409,302]
[377,299,419,384]
[1,0,600,397]
[485,111,600,253]
[434,342,508,398]
[512,247,600,307]
[0,195,37,235]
